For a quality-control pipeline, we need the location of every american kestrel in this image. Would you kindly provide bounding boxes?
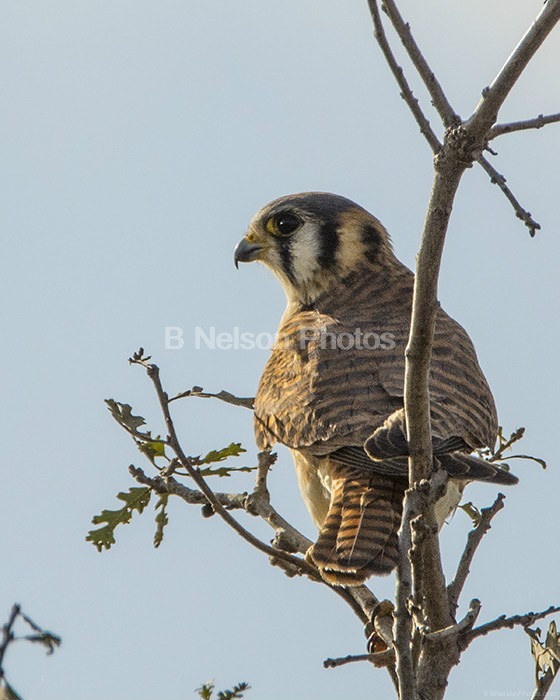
[234,192,517,586]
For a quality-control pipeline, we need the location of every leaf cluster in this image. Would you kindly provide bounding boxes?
[87,399,253,551]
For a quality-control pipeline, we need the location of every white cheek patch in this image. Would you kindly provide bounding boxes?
[289,224,322,288]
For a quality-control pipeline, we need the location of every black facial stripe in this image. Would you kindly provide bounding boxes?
[317,221,340,270]
[361,223,383,264]
[278,237,296,283]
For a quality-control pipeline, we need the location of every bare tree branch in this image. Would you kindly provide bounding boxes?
[379,0,459,128]
[478,156,541,236]
[324,650,394,669]
[368,0,559,241]
[392,0,560,650]
[129,465,249,511]
[0,604,20,678]
[367,0,441,152]
[490,112,560,139]
[402,154,464,628]
[362,3,560,696]
[0,603,61,695]
[325,650,399,693]
[467,0,560,135]
[170,387,254,409]
[465,606,560,645]
[447,494,505,618]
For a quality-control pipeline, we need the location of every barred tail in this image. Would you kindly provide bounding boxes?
[307,469,405,586]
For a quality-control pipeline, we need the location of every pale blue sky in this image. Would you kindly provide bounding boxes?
[1,2,559,699]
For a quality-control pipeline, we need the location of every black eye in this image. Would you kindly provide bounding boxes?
[274,213,300,236]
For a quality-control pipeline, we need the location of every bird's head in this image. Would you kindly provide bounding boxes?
[234,192,397,306]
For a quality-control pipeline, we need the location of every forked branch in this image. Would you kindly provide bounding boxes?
[369,0,560,237]
[367,0,440,152]
[365,1,560,697]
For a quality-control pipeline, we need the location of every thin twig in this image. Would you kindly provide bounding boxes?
[325,648,400,691]
[129,466,249,511]
[325,644,399,690]
[0,604,20,678]
[504,454,547,469]
[490,112,560,139]
[324,649,395,669]
[369,0,550,238]
[169,387,254,410]
[465,605,560,645]
[380,0,460,128]
[478,156,541,236]
[486,427,525,462]
[447,494,505,618]
[367,0,441,152]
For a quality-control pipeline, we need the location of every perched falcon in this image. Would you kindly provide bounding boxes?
[234,192,517,586]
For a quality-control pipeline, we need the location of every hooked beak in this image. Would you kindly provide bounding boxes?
[234,237,264,269]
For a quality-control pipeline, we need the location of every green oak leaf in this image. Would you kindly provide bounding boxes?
[139,438,167,460]
[200,443,246,464]
[198,465,256,478]
[86,487,151,551]
[105,399,146,433]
